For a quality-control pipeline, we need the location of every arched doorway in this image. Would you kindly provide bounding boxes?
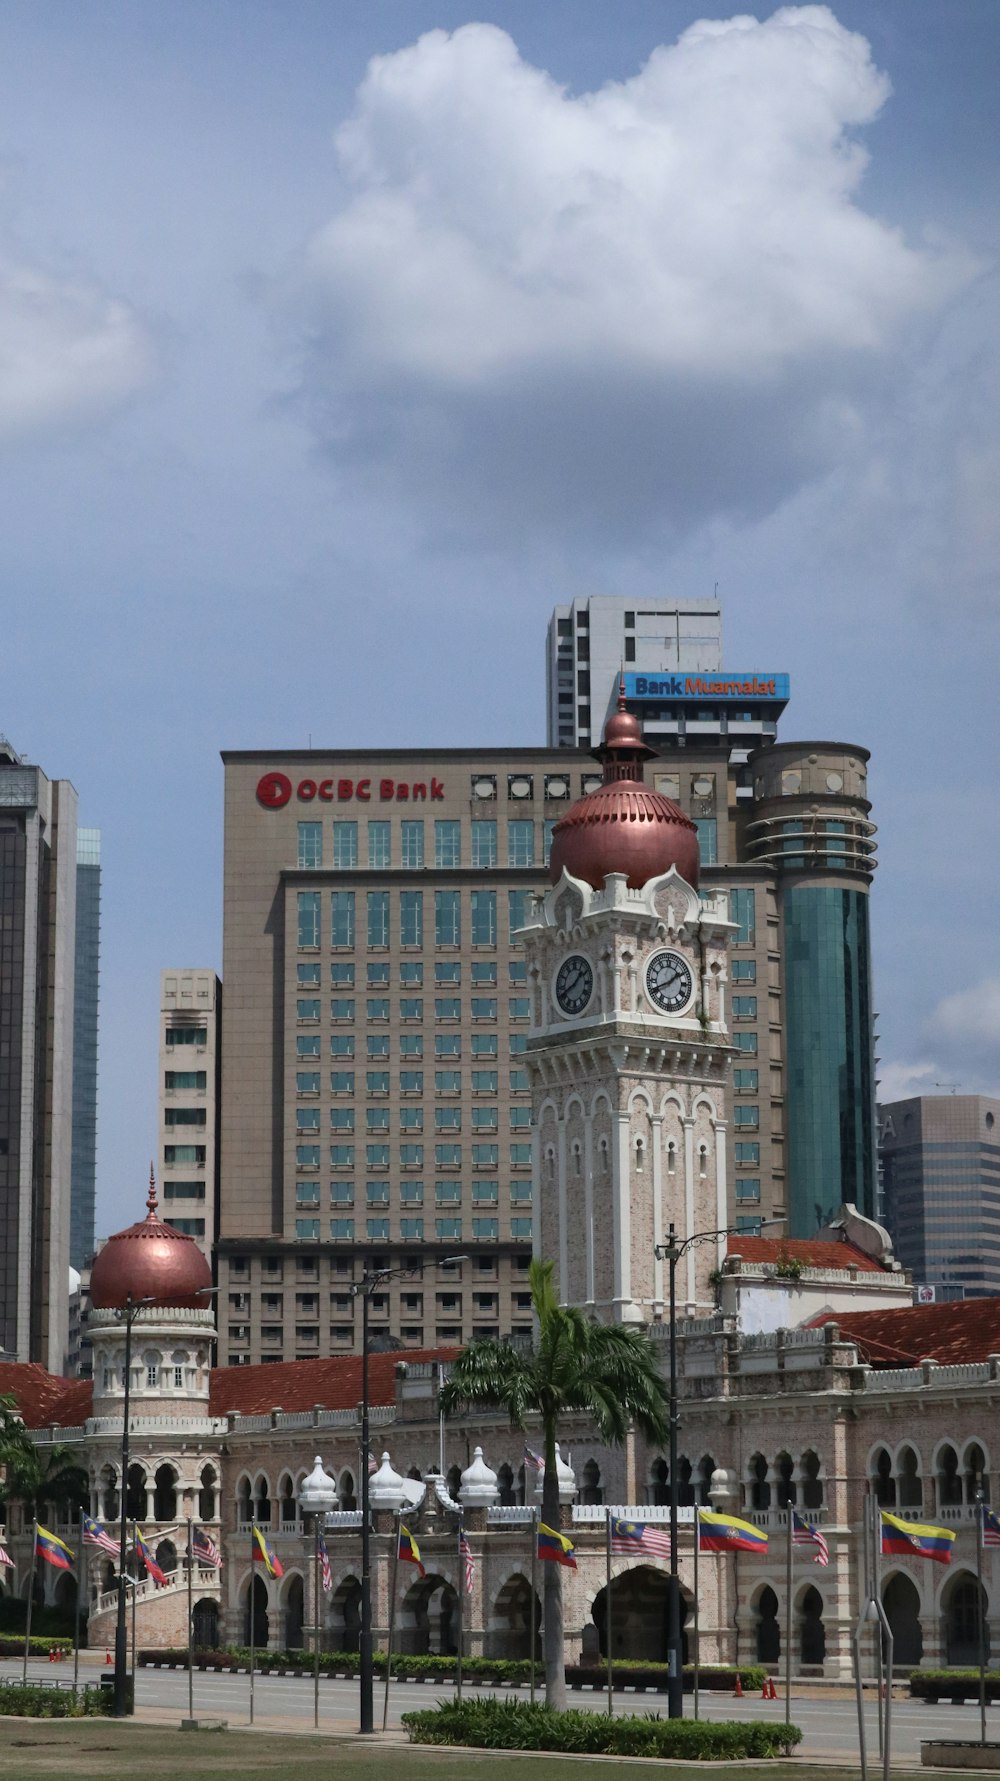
[799,1585,825,1666]
[882,1573,922,1667]
[244,1574,269,1647]
[944,1572,988,1668]
[754,1586,780,1663]
[327,1576,362,1652]
[398,1575,458,1656]
[198,1465,217,1521]
[153,1465,177,1521]
[192,1598,220,1649]
[125,1464,146,1521]
[154,1540,177,1579]
[591,1566,687,1664]
[283,1575,305,1650]
[489,1573,540,1661]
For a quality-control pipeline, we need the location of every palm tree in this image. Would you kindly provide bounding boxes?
[440,1258,669,1710]
[0,1400,87,1527]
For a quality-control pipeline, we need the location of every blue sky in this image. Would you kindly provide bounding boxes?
[0,1,997,1234]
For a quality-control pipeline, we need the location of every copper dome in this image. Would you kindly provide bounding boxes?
[549,693,700,891]
[89,1169,213,1311]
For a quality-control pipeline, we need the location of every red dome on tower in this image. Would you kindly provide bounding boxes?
[549,688,699,892]
[89,1168,213,1311]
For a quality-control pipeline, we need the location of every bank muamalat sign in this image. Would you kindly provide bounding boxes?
[256,772,445,809]
[624,671,790,701]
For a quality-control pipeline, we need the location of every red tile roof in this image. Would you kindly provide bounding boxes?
[208,1348,460,1418]
[823,1298,1000,1368]
[0,1365,93,1429]
[725,1237,885,1274]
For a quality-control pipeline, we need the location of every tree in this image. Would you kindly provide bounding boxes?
[0,1398,88,1527]
[439,1258,669,1710]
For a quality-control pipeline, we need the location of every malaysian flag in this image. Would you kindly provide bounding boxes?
[459,1531,474,1595]
[792,1511,829,1567]
[192,1525,222,1568]
[609,1517,672,1560]
[523,1443,543,1471]
[983,1505,1000,1549]
[83,1515,120,1558]
[0,1543,13,1569]
[318,1531,332,1594]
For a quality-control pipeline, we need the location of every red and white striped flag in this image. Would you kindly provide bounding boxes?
[792,1511,830,1567]
[318,1531,333,1593]
[0,1543,14,1569]
[982,1506,1000,1549]
[459,1532,474,1595]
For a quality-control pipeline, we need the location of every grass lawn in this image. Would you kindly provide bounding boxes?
[0,1720,937,1781]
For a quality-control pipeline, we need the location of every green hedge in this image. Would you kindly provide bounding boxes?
[910,1670,1000,1702]
[0,1600,82,1640]
[401,1697,803,1758]
[0,1637,80,1658]
[138,1647,765,1692]
[0,1683,110,1719]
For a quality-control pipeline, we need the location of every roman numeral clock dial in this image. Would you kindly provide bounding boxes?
[554,954,594,1016]
[645,949,694,1015]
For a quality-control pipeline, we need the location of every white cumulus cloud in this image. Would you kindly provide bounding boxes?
[286,7,973,536]
[0,260,154,443]
[880,979,1000,1104]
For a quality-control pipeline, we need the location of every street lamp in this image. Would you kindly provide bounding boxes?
[351,1253,466,1734]
[299,1455,337,1729]
[653,1218,784,1719]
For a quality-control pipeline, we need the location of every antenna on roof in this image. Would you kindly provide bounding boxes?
[933,1082,961,1095]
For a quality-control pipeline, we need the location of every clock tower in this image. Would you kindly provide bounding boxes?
[519,694,734,1323]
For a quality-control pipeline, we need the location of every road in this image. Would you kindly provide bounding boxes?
[3,1657,995,1764]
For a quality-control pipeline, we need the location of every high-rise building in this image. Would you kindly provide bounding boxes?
[0,736,77,1369]
[70,827,101,1273]
[879,1095,1000,1299]
[159,969,222,1263]
[546,596,724,749]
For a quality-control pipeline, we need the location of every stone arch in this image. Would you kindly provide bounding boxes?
[489,1570,540,1660]
[774,1451,795,1509]
[236,1473,253,1524]
[590,1563,691,1665]
[882,1571,923,1667]
[52,1570,77,1612]
[963,1442,989,1503]
[942,1568,989,1668]
[282,1572,305,1650]
[141,1347,162,1388]
[278,1472,297,1525]
[870,1445,895,1507]
[676,1455,695,1507]
[797,1582,826,1666]
[695,1454,716,1507]
[99,1462,120,1521]
[338,1469,356,1510]
[154,1539,177,1578]
[935,1441,962,1508]
[153,1463,178,1521]
[446,1464,462,1499]
[748,1453,770,1512]
[99,1558,115,1595]
[242,1571,269,1647]
[752,1583,780,1663]
[398,1572,458,1656]
[125,1463,146,1521]
[326,1573,361,1651]
[496,1463,515,1506]
[799,1450,823,1510]
[896,1444,922,1510]
[581,1459,602,1505]
[649,1457,668,1507]
[590,1088,613,1120]
[192,1597,220,1649]
[253,1473,272,1524]
[198,1464,218,1521]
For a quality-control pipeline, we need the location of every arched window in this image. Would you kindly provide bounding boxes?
[748,1454,769,1512]
[198,1465,217,1522]
[338,1470,356,1511]
[698,1143,708,1177]
[649,1459,668,1507]
[937,1444,961,1508]
[775,1452,795,1509]
[634,1138,645,1173]
[279,1474,297,1525]
[236,1475,252,1525]
[871,1447,895,1507]
[497,1464,515,1507]
[964,1443,989,1505]
[754,1586,780,1663]
[599,1138,609,1173]
[572,1143,582,1177]
[125,1464,146,1522]
[254,1474,271,1524]
[666,1141,676,1174]
[153,1464,177,1522]
[696,1455,717,1507]
[800,1451,823,1510]
[677,1456,694,1508]
[897,1446,922,1510]
[581,1460,602,1505]
[447,1464,462,1499]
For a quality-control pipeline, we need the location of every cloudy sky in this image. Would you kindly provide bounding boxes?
[0,1,996,1234]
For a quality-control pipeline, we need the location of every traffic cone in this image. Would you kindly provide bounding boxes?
[761,1679,769,1698]
[734,1672,743,1697]
[105,1649,112,1665]
[769,1679,778,1700]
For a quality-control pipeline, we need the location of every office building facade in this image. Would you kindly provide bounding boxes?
[0,736,77,1369]
[880,1095,1000,1299]
[159,970,222,1262]
[70,827,101,1273]
[546,596,724,749]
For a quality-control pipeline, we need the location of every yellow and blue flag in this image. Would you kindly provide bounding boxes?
[880,1511,955,1566]
[252,1523,284,1577]
[35,1526,74,1571]
[537,1522,576,1569]
[398,1525,425,1577]
[697,1508,768,1554]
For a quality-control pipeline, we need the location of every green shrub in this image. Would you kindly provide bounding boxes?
[402,1697,802,1758]
[0,1599,82,1640]
[0,1683,110,1719]
[910,1670,1000,1702]
[0,1636,80,1659]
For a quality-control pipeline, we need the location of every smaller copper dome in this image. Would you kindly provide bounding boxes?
[549,779,699,891]
[89,1168,213,1311]
[602,707,645,751]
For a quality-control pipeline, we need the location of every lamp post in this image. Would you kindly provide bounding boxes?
[112,1293,154,1718]
[352,1253,466,1734]
[298,1456,338,1729]
[654,1217,784,1719]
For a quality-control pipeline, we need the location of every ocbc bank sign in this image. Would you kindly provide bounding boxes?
[256,772,445,809]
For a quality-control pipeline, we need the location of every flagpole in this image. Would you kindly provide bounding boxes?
[693,1510,700,1720]
[74,1506,82,1693]
[529,1506,537,1706]
[130,1526,137,1693]
[456,1518,464,1706]
[976,1491,987,1746]
[313,1516,321,1731]
[872,1498,884,1761]
[187,1519,194,1723]
[605,1508,613,1718]
[785,1504,792,1726]
[249,1521,256,1727]
[382,1512,401,1732]
[23,1521,36,1683]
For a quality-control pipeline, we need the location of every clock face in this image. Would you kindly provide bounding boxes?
[646,949,694,1015]
[555,954,594,1016]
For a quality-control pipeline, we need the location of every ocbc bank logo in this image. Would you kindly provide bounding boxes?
[256,772,293,809]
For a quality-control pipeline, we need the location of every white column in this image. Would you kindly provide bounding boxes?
[651,1115,664,1310]
[530,1112,543,1264]
[683,1116,697,1309]
[713,1116,728,1273]
[557,1116,568,1301]
[583,1116,595,1308]
[613,1112,632,1315]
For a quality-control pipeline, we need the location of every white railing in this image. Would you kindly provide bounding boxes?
[487,1507,535,1525]
[226,1403,395,1435]
[94,1567,221,1616]
[862,1361,996,1392]
[573,1504,694,1526]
